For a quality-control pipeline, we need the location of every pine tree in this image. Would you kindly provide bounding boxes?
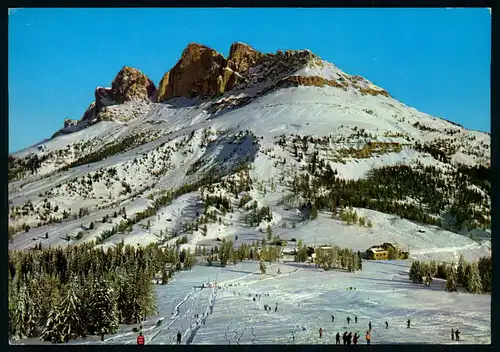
[86,278,119,335]
[40,278,86,343]
[310,205,318,220]
[12,283,39,339]
[445,265,458,292]
[457,254,468,287]
[477,256,492,292]
[259,259,266,277]
[161,266,169,285]
[409,261,423,284]
[467,262,483,294]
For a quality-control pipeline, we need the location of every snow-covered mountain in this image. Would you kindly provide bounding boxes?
[8,42,491,262]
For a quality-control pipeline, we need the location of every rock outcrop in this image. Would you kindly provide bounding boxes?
[157,42,326,102]
[157,43,231,102]
[111,66,157,103]
[227,42,264,73]
[63,118,79,128]
[78,66,156,124]
[94,87,115,112]
[157,42,271,102]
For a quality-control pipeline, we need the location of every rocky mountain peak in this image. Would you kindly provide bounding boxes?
[228,42,264,73]
[111,66,157,104]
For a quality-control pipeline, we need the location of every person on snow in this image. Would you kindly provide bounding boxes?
[369,321,372,331]
[331,315,335,322]
[454,329,460,341]
[335,332,341,344]
[353,333,359,345]
[451,328,455,340]
[347,316,351,325]
[365,331,371,345]
[137,332,145,345]
[355,316,358,324]
[292,331,295,342]
[407,319,411,328]
[176,331,182,344]
[253,297,256,302]
[347,332,352,345]
[275,303,278,312]
[319,327,323,338]
[342,331,347,344]
[385,321,389,329]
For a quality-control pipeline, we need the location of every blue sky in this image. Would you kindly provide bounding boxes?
[9,8,491,153]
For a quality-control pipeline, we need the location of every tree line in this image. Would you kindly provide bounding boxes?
[408,255,491,294]
[8,241,188,343]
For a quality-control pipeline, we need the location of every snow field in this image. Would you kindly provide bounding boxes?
[64,260,489,345]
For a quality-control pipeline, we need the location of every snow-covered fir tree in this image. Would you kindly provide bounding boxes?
[40,277,85,343]
[12,283,39,339]
[457,254,468,287]
[445,264,458,292]
[467,262,483,294]
[409,261,424,284]
[86,278,119,335]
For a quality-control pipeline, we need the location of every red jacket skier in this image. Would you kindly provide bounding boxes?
[137,332,145,345]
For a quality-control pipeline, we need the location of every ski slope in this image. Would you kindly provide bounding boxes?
[12,260,487,345]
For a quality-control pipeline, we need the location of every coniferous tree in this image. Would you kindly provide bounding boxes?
[310,205,318,220]
[12,283,38,339]
[457,254,468,287]
[259,259,266,276]
[477,256,492,292]
[445,265,458,292]
[467,262,483,294]
[409,261,423,284]
[40,278,86,343]
[86,278,119,335]
[161,266,169,285]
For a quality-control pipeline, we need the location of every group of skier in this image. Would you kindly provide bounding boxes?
[333,331,362,345]
[317,316,417,344]
[263,303,279,313]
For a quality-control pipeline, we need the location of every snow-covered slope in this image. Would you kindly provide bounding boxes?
[9,44,490,264]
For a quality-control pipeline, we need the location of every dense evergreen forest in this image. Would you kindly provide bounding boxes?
[409,255,491,294]
[290,157,490,233]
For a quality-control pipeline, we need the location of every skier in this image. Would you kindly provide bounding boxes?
[275,303,278,312]
[342,331,347,344]
[451,328,455,340]
[347,332,352,345]
[319,327,323,338]
[455,329,460,341]
[335,332,341,344]
[137,332,145,345]
[176,331,182,344]
[385,321,389,329]
[353,333,359,345]
[292,331,295,342]
[407,319,411,328]
[355,316,358,324]
[347,316,351,325]
[253,297,256,302]
[369,321,372,331]
[365,331,371,345]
